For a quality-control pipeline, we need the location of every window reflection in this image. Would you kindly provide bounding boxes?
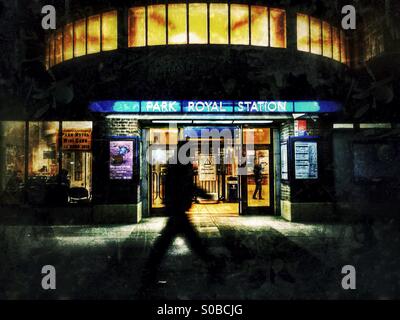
[310,17,322,55]
[55,31,63,64]
[87,15,101,54]
[148,5,166,46]
[270,8,286,48]
[250,6,269,46]
[332,27,341,61]
[189,3,208,44]
[340,30,347,64]
[322,21,332,58]
[168,4,187,44]
[63,23,73,61]
[74,18,86,57]
[230,4,249,45]
[128,7,146,47]
[209,3,228,44]
[102,11,118,51]
[297,13,309,52]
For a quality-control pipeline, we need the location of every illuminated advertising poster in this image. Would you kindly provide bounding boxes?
[281,143,288,180]
[110,141,134,180]
[294,141,318,179]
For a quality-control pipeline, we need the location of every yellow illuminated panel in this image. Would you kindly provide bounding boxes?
[310,17,322,55]
[168,4,187,44]
[340,31,347,64]
[63,23,73,61]
[250,6,268,46]
[230,4,249,45]
[128,7,146,47]
[74,19,86,57]
[102,11,118,51]
[55,31,63,64]
[188,3,207,44]
[332,27,341,61]
[87,15,101,54]
[270,8,286,48]
[322,21,332,58]
[209,3,228,44]
[147,5,166,46]
[297,13,309,52]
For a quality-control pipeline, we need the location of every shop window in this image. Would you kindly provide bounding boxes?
[87,15,101,54]
[188,3,208,44]
[74,18,86,57]
[49,34,55,67]
[310,17,322,55]
[61,122,92,200]
[340,30,347,64]
[209,3,228,44]
[168,4,187,45]
[230,4,249,45]
[147,5,166,46]
[332,26,341,62]
[128,7,146,47]
[270,8,286,48]
[322,21,332,58]
[102,11,118,51]
[250,6,269,47]
[0,122,25,204]
[63,23,73,61]
[296,13,309,52]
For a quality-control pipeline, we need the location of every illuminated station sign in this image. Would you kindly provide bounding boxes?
[89,100,342,114]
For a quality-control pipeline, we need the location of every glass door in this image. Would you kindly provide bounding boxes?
[241,128,274,215]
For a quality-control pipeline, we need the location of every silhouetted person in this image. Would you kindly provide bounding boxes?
[253,161,263,200]
[138,141,224,297]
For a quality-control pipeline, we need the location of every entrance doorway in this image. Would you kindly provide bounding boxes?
[147,126,273,216]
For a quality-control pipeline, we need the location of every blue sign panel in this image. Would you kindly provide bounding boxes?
[294,101,342,113]
[182,101,234,113]
[141,101,181,113]
[89,100,342,114]
[234,101,294,113]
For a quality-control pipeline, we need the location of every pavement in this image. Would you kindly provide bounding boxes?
[1,213,400,300]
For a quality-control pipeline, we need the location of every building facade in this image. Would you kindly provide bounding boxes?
[0,0,399,224]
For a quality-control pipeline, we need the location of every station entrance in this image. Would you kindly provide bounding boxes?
[146,126,273,217]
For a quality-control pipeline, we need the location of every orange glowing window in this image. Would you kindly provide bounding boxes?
[55,31,63,64]
[310,17,322,55]
[270,8,286,48]
[332,27,341,61]
[250,6,268,46]
[340,30,347,64]
[168,4,187,45]
[322,21,332,58]
[209,3,228,44]
[74,18,86,57]
[63,23,73,61]
[188,3,207,44]
[147,5,166,46]
[128,7,146,47]
[87,15,101,54]
[102,11,118,51]
[297,13,309,52]
[346,38,351,66]
[230,4,249,45]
